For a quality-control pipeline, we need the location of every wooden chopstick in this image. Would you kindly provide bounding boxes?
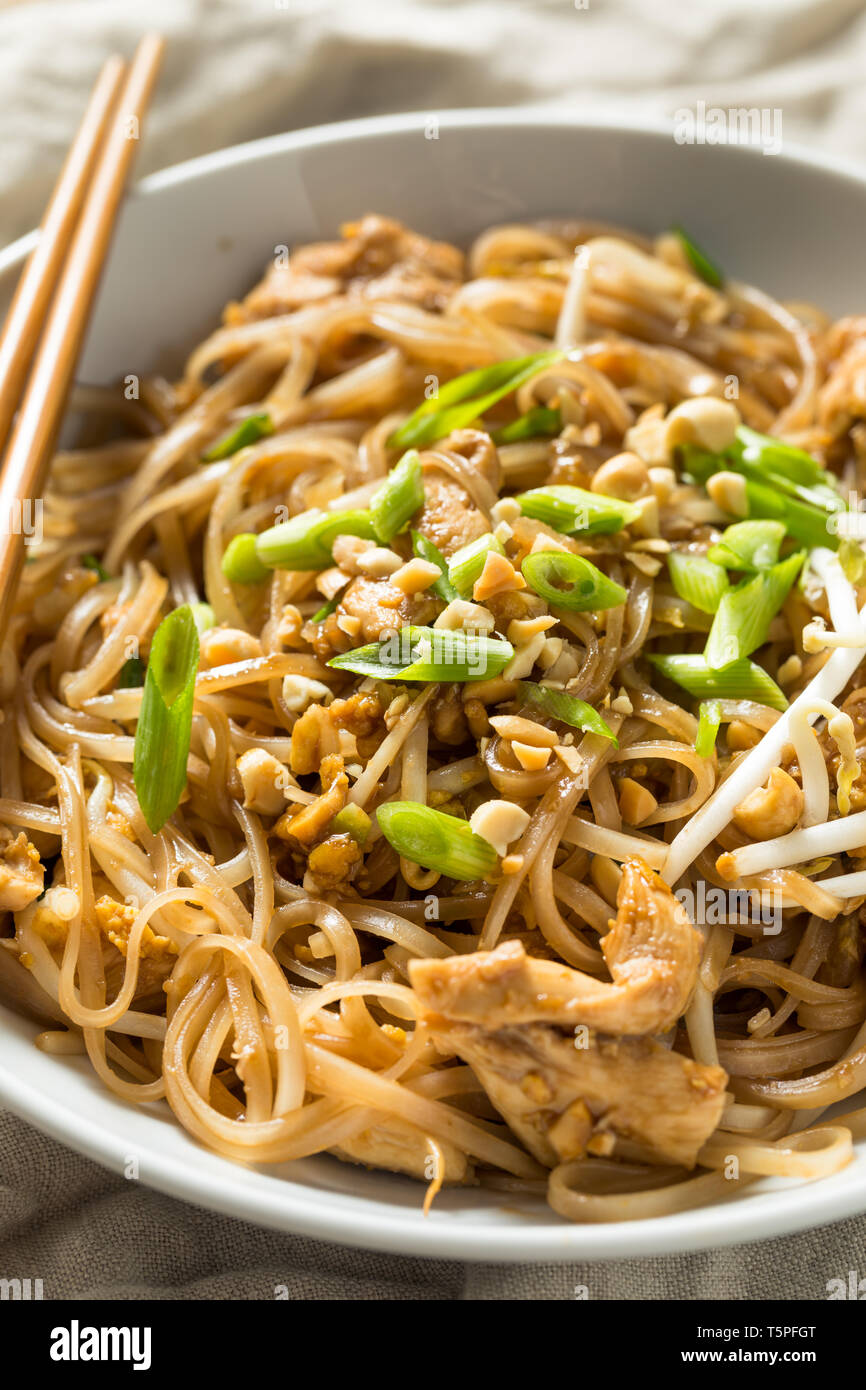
[0,33,165,645]
[0,55,127,460]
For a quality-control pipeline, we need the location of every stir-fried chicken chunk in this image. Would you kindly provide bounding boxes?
[0,831,44,911]
[333,1116,470,1184]
[238,215,466,320]
[411,859,703,1036]
[410,859,725,1169]
[435,1023,726,1169]
[414,429,502,559]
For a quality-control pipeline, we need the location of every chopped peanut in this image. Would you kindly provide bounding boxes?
[706,471,748,518]
[236,749,288,816]
[390,557,442,595]
[356,546,403,578]
[590,452,650,501]
[732,767,804,841]
[489,715,558,748]
[664,397,740,456]
[434,599,495,632]
[472,550,525,603]
[199,627,262,668]
[726,719,762,752]
[468,799,530,857]
[276,766,348,845]
[512,741,551,771]
[331,534,374,572]
[619,777,658,826]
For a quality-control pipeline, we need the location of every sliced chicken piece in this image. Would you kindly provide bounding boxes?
[239,215,465,320]
[336,575,438,645]
[433,1022,726,1169]
[332,1115,471,1183]
[415,430,502,558]
[817,315,866,439]
[0,831,44,911]
[410,859,703,1036]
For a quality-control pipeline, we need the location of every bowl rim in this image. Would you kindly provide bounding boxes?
[2,106,866,1263]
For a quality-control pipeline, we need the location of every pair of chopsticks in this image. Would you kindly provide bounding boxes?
[0,34,165,644]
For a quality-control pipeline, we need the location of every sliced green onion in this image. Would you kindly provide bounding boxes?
[133,606,200,833]
[672,225,724,288]
[648,653,788,712]
[256,509,375,571]
[190,602,216,636]
[369,449,424,543]
[327,625,513,683]
[735,426,837,492]
[838,538,866,585]
[312,592,343,623]
[411,530,458,603]
[331,804,371,846]
[516,484,640,536]
[694,699,722,759]
[117,656,145,689]
[522,550,627,612]
[704,550,804,670]
[742,478,840,551]
[706,520,786,572]
[491,406,562,444]
[521,682,618,745]
[82,554,109,582]
[222,532,271,584]
[376,801,498,881]
[447,533,505,597]
[667,551,729,614]
[202,412,273,461]
[388,351,563,449]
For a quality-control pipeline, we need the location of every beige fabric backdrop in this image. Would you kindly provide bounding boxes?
[1,0,865,1299]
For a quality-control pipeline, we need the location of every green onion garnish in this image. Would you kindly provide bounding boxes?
[133,606,200,833]
[694,699,722,759]
[447,533,505,598]
[255,509,376,572]
[82,554,109,582]
[376,800,498,881]
[838,538,866,585]
[117,656,145,689]
[516,484,640,536]
[704,550,805,670]
[648,653,788,712]
[202,412,273,461]
[312,592,343,623]
[706,520,786,572]
[741,478,840,551]
[667,551,729,614]
[190,602,216,636]
[672,226,724,288]
[491,406,562,445]
[331,804,372,846]
[735,426,838,493]
[221,532,271,585]
[370,449,425,543]
[521,682,618,744]
[411,530,458,602]
[388,351,563,449]
[679,425,845,551]
[521,550,627,612]
[327,626,513,683]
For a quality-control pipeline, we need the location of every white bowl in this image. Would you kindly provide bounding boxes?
[2,110,866,1261]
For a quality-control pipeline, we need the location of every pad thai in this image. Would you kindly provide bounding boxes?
[2,213,866,1223]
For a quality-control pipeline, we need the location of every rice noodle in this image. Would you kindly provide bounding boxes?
[4,211,864,1228]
